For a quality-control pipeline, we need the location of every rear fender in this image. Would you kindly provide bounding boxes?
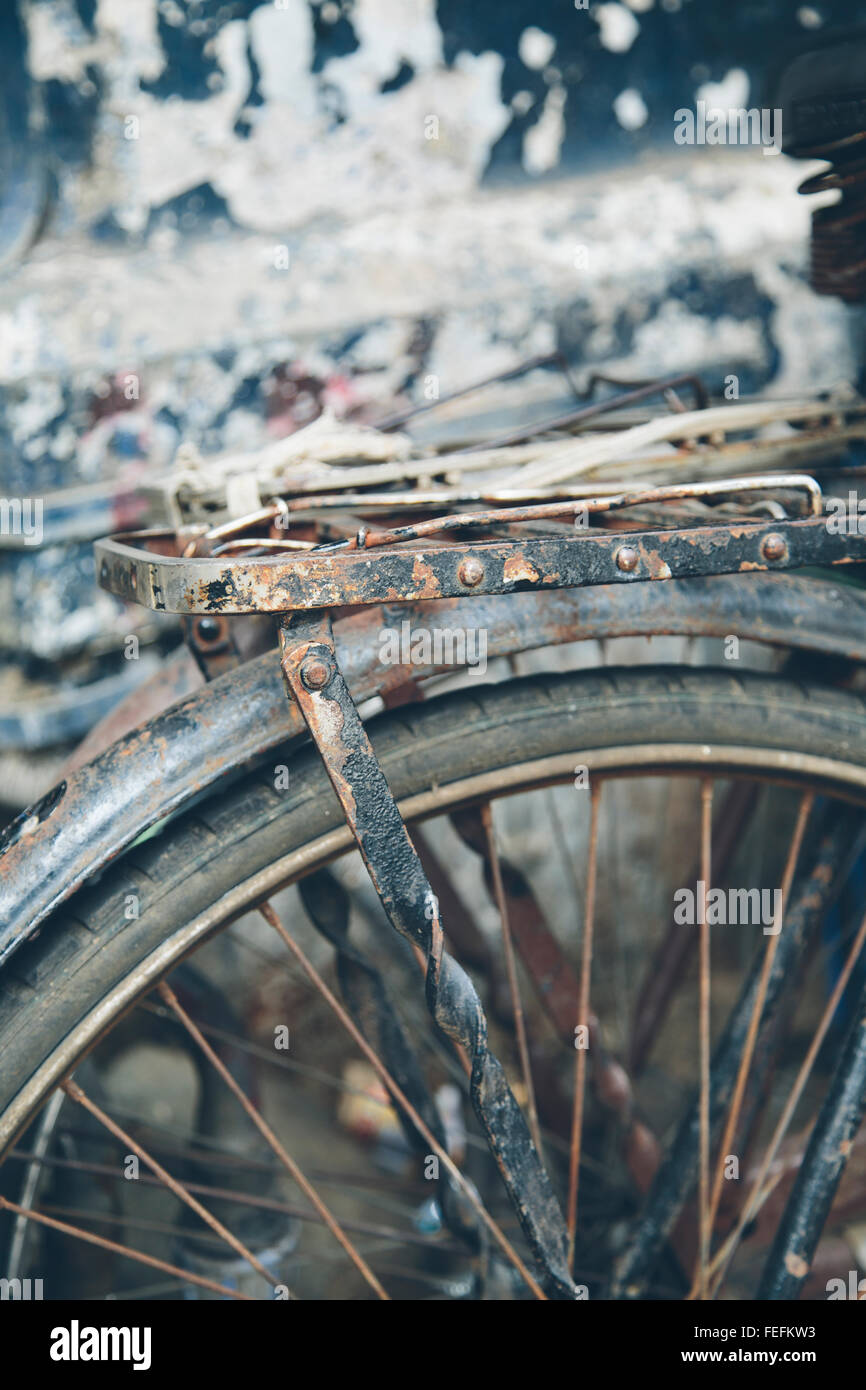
[1,573,863,964]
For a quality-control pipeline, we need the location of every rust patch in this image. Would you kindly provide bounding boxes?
[634,544,669,580]
[504,556,540,584]
[784,1252,809,1278]
[410,554,441,596]
[308,693,352,776]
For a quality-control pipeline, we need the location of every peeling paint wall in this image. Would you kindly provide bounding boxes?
[2,0,862,488]
[1,1,865,795]
[16,0,861,233]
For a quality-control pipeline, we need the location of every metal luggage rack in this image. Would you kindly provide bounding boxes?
[90,464,866,1301]
[95,472,859,618]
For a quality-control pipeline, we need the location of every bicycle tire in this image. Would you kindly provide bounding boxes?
[3,665,866,1158]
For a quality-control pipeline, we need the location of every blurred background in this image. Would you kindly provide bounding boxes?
[0,0,863,810]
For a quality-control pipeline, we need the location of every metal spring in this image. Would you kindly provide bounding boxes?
[793,129,866,303]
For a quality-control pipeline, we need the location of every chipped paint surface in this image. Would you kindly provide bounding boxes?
[784,1251,809,1278]
[595,4,640,54]
[503,555,541,585]
[2,0,864,780]
[0,149,845,493]
[3,1,859,490]
[23,0,510,234]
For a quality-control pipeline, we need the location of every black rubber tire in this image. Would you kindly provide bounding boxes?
[2,665,866,1151]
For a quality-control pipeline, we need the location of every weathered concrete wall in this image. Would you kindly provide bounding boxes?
[2,0,860,487]
[1,0,863,802]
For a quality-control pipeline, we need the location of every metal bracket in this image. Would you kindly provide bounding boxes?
[181,613,240,681]
[278,610,577,1298]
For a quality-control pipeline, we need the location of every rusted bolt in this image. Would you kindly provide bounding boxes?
[196,616,221,644]
[458,555,485,587]
[301,655,331,690]
[761,532,787,562]
[615,545,639,573]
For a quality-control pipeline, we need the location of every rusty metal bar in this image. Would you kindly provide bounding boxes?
[372,351,582,432]
[452,371,709,453]
[259,901,547,1298]
[757,973,866,1298]
[95,513,860,616]
[320,475,820,551]
[277,611,575,1298]
[480,801,543,1159]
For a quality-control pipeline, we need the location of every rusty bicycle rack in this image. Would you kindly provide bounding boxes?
[94,469,866,1298]
[96,474,843,617]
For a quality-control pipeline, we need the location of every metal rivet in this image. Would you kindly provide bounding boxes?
[761,532,787,562]
[196,617,221,643]
[615,545,639,573]
[458,556,485,587]
[301,656,331,690]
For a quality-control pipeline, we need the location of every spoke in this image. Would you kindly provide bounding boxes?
[455,799,659,1194]
[611,805,864,1301]
[546,788,585,904]
[139,997,406,1107]
[258,899,548,1300]
[567,779,601,1265]
[696,777,713,1301]
[40,1202,226,1249]
[756,969,866,1299]
[699,792,813,1286]
[60,1079,289,1296]
[9,1147,467,1252]
[481,801,543,1158]
[5,1088,64,1281]
[0,1195,253,1300]
[708,899,866,1296]
[52,1127,428,1205]
[157,980,389,1302]
[629,782,758,1074]
[108,1240,403,1302]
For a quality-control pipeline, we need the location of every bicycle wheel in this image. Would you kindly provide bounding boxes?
[2,665,866,1300]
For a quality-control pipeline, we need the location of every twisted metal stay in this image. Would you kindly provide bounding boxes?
[278,612,577,1299]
